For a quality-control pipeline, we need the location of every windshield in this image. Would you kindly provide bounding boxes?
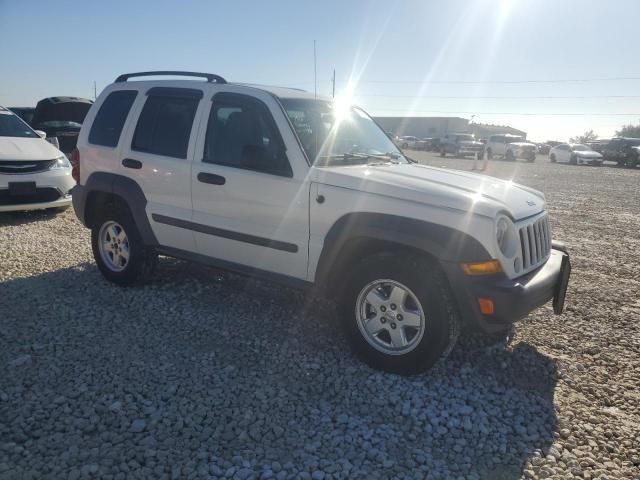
[506,136,526,143]
[34,120,82,129]
[571,144,591,151]
[281,98,407,166]
[456,134,474,142]
[0,111,38,138]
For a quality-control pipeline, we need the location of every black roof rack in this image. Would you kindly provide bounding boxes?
[115,71,227,84]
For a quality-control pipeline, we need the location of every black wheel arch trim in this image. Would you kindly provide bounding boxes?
[72,172,158,246]
[314,212,492,288]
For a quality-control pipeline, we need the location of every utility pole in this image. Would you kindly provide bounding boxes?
[313,40,317,98]
[93,81,97,100]
[332,69,336,98]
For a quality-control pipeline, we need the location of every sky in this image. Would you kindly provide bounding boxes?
[1,0,640,142]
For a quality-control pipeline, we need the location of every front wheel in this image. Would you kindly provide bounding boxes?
[402,143,409,149]
[550,154,556,163]
[91,204,157,286]
[505,150,515,161]
[340,253,459,375]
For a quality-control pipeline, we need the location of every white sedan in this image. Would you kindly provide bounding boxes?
[549,143,603,165]
[0,106,74,213]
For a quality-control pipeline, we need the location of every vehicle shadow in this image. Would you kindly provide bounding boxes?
[0,208,63,226]
[0,259,557,479]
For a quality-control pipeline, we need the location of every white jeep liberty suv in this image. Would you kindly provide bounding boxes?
[71,71,571,375]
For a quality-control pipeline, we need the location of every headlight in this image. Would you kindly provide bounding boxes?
[495,214,517,256]
[50,156,71,170]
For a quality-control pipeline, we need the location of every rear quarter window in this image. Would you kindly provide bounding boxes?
[88,90,137,147]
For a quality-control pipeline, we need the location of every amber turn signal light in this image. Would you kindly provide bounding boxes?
[461,259,502,275]
[477,298,495,315]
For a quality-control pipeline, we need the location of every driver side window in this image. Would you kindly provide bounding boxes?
[204,93,292,177]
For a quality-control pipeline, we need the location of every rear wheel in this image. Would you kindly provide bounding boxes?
[339,253,459,375]
[505,150,515,161]
[550,154,556,163]
[91,204,157,286]
[570,154,577,165]
[402,143,408,149]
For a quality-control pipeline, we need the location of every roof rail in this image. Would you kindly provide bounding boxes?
[115,71,227,84]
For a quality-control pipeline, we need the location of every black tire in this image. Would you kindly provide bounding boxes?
[91,203,157,286]
[440,147,446,157]
[339,253,459,375]
[486,148,493,160]
[505,150,515,161]
[570,154,577,165]
[527,155,535,163]
[402,143,408,149]
[550,154,556,163]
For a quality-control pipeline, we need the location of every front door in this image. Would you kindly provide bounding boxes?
[190,90,310,280]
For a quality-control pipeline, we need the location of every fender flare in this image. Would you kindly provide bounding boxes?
[72,172,158,245]
[314,212,491,287]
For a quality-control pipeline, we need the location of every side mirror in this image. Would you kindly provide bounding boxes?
[46,137,60,149]
[34,130,47,139]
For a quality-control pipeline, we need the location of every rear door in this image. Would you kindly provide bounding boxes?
[189,89,310,280]
[118,85,208,251]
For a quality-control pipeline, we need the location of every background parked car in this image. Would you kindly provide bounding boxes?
[549,144,603,166]
[31,97,93,155]
[485,134,537,162]
[601,137,640,167]
[9,107,35,126]
[395,135,421,149]
[537,143,551,155]
[0,106,73,213]
[439,133,484,157]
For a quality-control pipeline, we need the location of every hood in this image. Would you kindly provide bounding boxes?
[0,136,63,161]
[509,142,536,147]
[32,98,92,127]
[575,150,602,158]
[459,140,484,147]
[311,163,545,220]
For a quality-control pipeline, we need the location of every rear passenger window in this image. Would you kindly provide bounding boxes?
[88,90,137,147]
[131,94,199,159]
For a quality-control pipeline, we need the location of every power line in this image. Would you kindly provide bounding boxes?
[371,109,640,116]
[355,94,640,99]
[356,76,640,85]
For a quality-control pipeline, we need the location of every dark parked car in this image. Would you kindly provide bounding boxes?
[31,97,93,154]
[9,107,35,125]
[601,137,640,167]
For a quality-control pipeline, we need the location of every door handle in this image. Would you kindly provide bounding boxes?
[122,158,143,169]
[197,172,226,185]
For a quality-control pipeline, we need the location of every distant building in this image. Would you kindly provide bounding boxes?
[470,123,527,140]
[373,116,527,141]
[374,117,469,139]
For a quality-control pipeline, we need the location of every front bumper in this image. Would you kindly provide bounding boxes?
[0,168,75,213]
[577,157,602,165]
[442,244,571,333]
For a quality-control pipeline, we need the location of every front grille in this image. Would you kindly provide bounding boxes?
[0,188,61,206]
[0,160,56,174]
[518,214,551,271]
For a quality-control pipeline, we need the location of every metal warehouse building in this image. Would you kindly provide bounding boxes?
[374,116,527,141]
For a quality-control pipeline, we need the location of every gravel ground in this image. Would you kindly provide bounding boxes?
[1,155,639,479]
